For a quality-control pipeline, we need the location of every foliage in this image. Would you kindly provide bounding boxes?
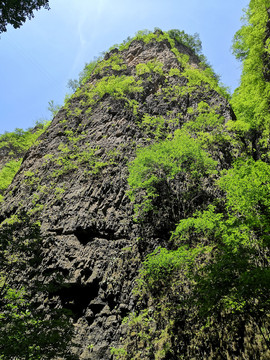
[0,122,50,157]
[67,54,127,93]
[118,6,270,357]
[48,100,61,118]
[0,213,77,359]
[0,0,50,33]
[137,114,168,140]
[167,29,202,55]
[67,74,143,113]
[182,101,235,164]
[231,0,270,160]
[0,159,22,195]
[128,130,217,218]
[184,159,270,319]
[184,101,224,133]
[111,28,203,58]
[79,60,99,83]
[42,129,112,180]
[180,66,229,99]
[66,28,229,110]
[2,6,270,358]
[171,204,223,245]
[90,75,143,99]
[136,60,164,76]
[124,157,270,358]
[0,122,50,202]
[218,159,270,241]
[93,54,127,76]
[67,60,99,92]
[140,245,212,292]
[50,142,109,178]
[110,347,128,359]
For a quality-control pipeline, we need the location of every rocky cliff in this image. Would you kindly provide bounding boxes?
[0,30,236,359]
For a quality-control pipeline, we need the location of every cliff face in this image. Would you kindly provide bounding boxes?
[0,31,235,359]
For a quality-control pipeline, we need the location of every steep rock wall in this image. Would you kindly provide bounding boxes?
[0,32,235,359]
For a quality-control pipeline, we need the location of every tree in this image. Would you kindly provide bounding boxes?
[67,60,99,93]
[127,130,217,219]
[231,0,270,161]
[0,0,50,33]
[167,29,202,56]
[127,159,270,358]
[48,100,60,118]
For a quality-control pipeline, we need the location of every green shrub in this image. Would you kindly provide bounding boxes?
[167,29,202,55]
[141,245,210,290]
[68,75,143,111]
[138,114,166,140]
[0,122,50,157]
[231,0,270,159]
[136,60,164,76]
[218,159,270,244]
[127,130,217,216]
[0,159,22,194]
[0,122,50,201]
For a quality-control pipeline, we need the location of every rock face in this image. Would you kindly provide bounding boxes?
[0,31,235,359]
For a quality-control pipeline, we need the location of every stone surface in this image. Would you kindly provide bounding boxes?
[0,34,235,359]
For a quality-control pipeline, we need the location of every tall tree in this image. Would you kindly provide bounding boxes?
[0,0,50,33]
[231,0,270,161]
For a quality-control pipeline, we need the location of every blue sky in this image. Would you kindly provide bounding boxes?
[0,0,248,134]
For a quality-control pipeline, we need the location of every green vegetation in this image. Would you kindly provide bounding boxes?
[128,130,217,218]
[123,158,270,358]
[42,126,115,180]
[0,0,49,33]
[0,213,78,359]
[67,28,227,100]
[231,0,270,161]
[136,60,164,76]
[0,159,22,202]
[50,141,110,179]
[2,2,270,357]
[0,121,50,202]
[119,2,270,358]
[93,53,127,76]
[0,122,49,157]
[137,114,168,140]
[109,28,203,58]
[67,59,99,91]
[167,29,202,55]
[65,73,143,116]
[48,100,61,118]
[110,347,128,359]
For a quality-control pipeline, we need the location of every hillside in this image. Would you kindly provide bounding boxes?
[0,2,270,359]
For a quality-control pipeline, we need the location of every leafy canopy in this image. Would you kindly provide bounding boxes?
[0,121,50,202]
[231,0,270,160]
[0,0,50,33]
[122,5,270,357]
[128,130,217,217]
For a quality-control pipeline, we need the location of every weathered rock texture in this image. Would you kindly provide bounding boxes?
[0,32,235,359]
